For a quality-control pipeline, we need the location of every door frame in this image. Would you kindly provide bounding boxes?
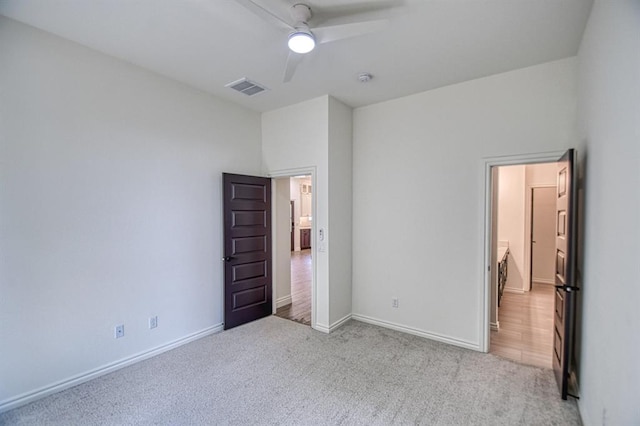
[480,151,565,353]
[524,184,557,292]
[290,200,295,252]
[268,166,317,330]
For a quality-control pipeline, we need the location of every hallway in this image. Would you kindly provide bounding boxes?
[490,283,555,368]
[275,249,311,326]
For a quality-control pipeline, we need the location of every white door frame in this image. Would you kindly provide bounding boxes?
[268,166,317,329]
[480,151,564,353]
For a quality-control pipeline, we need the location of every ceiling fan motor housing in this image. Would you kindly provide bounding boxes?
[291,3,313,23]
[288,5,315,54]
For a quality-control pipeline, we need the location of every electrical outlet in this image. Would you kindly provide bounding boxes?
[115,324,124,338]
[149,316,158,329]
[392,298,399,308]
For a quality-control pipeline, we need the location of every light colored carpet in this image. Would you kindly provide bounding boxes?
[1,317,581,425]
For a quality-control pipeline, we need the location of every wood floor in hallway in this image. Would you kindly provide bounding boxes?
[275,249,311,326]
[490,283,555,368]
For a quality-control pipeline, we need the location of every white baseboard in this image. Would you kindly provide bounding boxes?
[313,313,352,334]
[351,314,480,351]
[532,278,555,285]
[276,295,292,308]
[313,323,330,333]
[504,287,525,294]
[330,314,352,332]
[0,323,223,413]
[490,321,500,331]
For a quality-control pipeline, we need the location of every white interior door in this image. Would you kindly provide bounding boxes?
[531,187,556,285]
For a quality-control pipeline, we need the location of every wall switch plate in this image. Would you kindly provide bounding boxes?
[115,324,124,338]
[149,316,158,329]
[392,298,399,308]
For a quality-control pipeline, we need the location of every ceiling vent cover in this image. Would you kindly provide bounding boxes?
[225,78,268,96]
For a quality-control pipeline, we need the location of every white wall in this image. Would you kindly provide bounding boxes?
[574,1,640,424]
[262,97,330,329]
[352,58,577,349]
[497,165,526,292]
[261,95,353,331]
[0,17,262,409]
[327,97,353,326]
[525,163,557,186]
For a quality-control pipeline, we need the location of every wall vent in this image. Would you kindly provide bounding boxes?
[225,78,268,96]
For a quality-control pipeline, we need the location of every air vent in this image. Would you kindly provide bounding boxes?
[225,78,268,96]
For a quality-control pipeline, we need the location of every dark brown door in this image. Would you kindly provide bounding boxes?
[223,173,272,330]
[552,149,578,399]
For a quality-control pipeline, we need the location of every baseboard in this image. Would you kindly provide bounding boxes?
[330,314,352,332]
[490,321,500,331]
[504,287,525,294]
[313,313,352,334]
[0,323,223,413]
[313,323,330,333]
[275,295,292,308]
[532,278,555,285]
[351,314,480,351]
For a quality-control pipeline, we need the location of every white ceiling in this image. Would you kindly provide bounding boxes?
[0,0,593,112]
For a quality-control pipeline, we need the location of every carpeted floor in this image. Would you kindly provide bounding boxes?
[0,317,581,425]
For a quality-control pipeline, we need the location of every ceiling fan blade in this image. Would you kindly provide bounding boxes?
[283,51,303,83]
[235,0,293,31]
[310,1,399,27]
[313,19,388,45]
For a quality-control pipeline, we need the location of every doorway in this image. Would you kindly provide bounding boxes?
[530,186,556,288]
[276,249,312,325]
[487,161,558,368]
[274,175,313,326]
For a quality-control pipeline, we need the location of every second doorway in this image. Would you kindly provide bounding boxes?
[275,175,312,326]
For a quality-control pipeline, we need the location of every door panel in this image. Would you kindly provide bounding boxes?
[233,236,267,254]
[290,201,295,251]
[552,149,578,399]
[555,291,564,321]
[223,173,272,330]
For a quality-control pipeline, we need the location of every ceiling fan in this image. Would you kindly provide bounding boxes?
[235,1,390,82]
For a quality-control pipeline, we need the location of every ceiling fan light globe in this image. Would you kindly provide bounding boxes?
[288,31,315,54]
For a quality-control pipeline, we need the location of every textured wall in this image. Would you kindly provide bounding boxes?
[352,58,577,349]
[574,1,640,424]
[0,17,262,408]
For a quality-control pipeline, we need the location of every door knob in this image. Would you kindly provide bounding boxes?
[222,256,235,262]
[555,284,580,292]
